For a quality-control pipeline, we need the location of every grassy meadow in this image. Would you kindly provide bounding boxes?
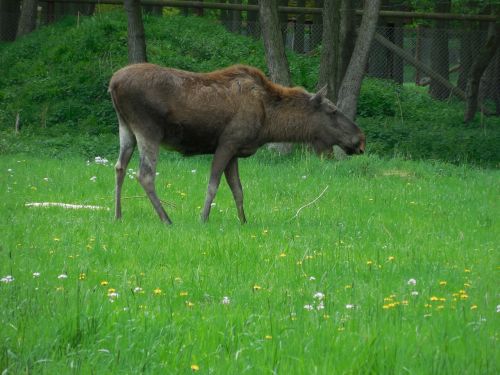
[1,150,498,373]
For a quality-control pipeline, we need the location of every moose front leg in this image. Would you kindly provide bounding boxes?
[224,157,247,224]
[201,147,235,222]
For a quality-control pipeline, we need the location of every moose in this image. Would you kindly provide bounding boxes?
[109,64,365,224]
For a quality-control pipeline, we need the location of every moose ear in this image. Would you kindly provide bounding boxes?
[310,85,328,106]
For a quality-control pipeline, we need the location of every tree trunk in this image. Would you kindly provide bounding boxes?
[247,0,259,38]
[259,0,292,154]
[0,0,20,41]
[338,0,355,84]
[294,0,305,53]
[230,0,241,33]
[337,0,381,120]
[429,0,451,100]
[458,22,476,91]
[310,0,323,50]
[16,0,38,38]
[318,0,341,101]
[124,0,147,64]
[464,22,500,123]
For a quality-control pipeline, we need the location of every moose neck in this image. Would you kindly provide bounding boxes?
[263,101,316,143]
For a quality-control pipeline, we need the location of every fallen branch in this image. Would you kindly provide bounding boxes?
[25,202,110,211]
[288,185,329,221]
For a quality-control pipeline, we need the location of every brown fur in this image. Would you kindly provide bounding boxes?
[109,63,365,224]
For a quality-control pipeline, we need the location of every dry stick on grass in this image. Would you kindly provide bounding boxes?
[288,185,329,221]
[25,202,110,211]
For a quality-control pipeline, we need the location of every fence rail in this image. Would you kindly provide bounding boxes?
[33,0,498,21]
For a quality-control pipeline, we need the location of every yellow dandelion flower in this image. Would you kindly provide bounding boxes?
[366,260,373,266]
[439,298,446,302]
[464,268,471,273]
[344,284,352,289]
[470,304,478,310]
[296,260,303,265]
[439,281,447,286]
[179,291,188,297]
[253,284,262,291]
[153,288,162,295]
[388,256,395,261]
[279,252,287,258]
[265,335,272,340]
[190,364,200,372]
[425,304,432,308]
[323,314,330,320]
[79,273,86,280]
[108,288,116,294]
[186,301,195,308]
[53,237,60,242]
[384,297,393,302]
[460,294,468,300]
[262,229,269,235]
[430,296,439,301]
[100,280,109,286]
[402,300,409,306]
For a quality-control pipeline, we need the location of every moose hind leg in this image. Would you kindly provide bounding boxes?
[224,158,247,224]
[115,124,136,220]
[137,138,172,224]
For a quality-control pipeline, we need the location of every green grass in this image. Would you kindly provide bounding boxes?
[1,151,498,373]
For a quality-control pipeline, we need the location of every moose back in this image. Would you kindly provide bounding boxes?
[109,64,365,224]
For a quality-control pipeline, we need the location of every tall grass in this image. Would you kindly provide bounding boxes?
[1,151,498,373]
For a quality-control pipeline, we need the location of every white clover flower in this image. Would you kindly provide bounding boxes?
[221,296,231,305]
[108,292,119,299]
[309,276,316,281]
[313,292,325,300]
[407,278,417,286]
[90,176,97,182]
[43,177,49,182]
[133,287,143,293]
[411,291,419,296]
[304,304,314,311]
[94,157,109,165]
[33,272,41,278]
[58,274,68,280]
[191,169,197,174]
[301,175,307,179]
[1,275,14,283]
[497,305,500,313]
[345,304,355,309]
[317,301,325,310]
